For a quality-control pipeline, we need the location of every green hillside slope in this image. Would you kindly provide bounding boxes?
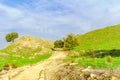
[75,24,120,50]
[0,36,53,68]
[3,36,53,56]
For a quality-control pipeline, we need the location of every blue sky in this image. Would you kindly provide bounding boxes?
[0,0,120,49]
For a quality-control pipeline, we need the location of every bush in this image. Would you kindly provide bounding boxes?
[54,33,79,50]
[106,55,112,63]
[11,64,18,69]
[64,33,79,49]
[3,64,10,70]
[54,40,64,48]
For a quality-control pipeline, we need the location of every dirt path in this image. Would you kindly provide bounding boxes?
[0,51,67,80]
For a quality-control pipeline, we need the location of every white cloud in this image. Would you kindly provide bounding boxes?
[0,4,23,19]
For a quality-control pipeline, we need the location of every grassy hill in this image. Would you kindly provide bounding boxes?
[3,36,53,56]
[66,24,120,69]
[75,24,120,50]
[0,36,53,68]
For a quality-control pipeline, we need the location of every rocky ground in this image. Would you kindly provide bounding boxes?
[0,51,120,80]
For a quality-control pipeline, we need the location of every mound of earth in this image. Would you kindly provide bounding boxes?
[3,36,53,58]
[6,36,53,50]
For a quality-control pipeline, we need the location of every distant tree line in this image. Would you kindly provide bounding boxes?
[5,32,78,50]
[54,33,79,50]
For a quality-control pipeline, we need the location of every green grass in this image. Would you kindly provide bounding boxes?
[74,24,120,50]
[66,49,120,69]
[66,55,120,69]
[0,53,51,69]
[0,36,53,69]
[68,24,120,69]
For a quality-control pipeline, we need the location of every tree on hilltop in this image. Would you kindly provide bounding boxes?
[5,32,18,43]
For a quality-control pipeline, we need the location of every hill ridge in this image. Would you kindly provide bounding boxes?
[75,24,120,50]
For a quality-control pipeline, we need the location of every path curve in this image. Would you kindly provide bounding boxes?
[10,51,68,80]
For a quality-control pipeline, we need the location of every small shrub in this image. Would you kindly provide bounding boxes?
[0,69,2,72]
[3,64,10,67]
[11,64,17,69]
[3,64,10,70]
[106,55,112,63]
